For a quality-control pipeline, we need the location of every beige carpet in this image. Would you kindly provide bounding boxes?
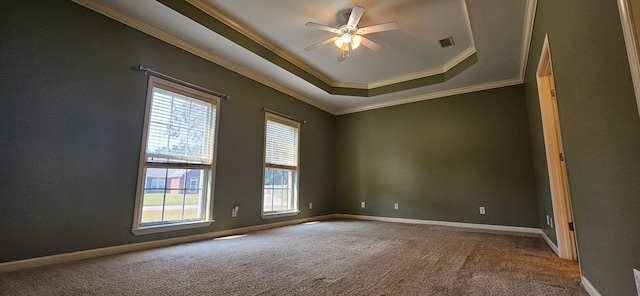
[0,219,586,295]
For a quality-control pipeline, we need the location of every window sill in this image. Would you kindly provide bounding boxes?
[261,211,300,219]
[132,220,214,236]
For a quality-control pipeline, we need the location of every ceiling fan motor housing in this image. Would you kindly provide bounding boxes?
[305,6,397,60]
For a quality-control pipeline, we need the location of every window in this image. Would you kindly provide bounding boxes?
[189,177,198,193]
[132,76,220,235]
[149,179,165,189]
[262,113,300,217]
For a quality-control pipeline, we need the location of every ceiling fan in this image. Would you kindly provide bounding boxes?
[304,6,398,61]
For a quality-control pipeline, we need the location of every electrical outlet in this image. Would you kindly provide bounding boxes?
[231,206,239,217]
[361,201,366,208]
[634,269,640,296]
[479,207,485,215]
[309,202,313,210]
[546,215,550,225]
[394,203,399,210]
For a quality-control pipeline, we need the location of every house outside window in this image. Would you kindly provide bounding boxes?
[262,113,300,218]
[132,76,220,235]
[189,176,198,193]
[149,179,165,190]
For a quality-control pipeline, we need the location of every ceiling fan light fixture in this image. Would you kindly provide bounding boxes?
[334,39,349,51]
[335,33,362,50]
[351,35,362,49]
[341,32,352,44]
[305,6,397,61]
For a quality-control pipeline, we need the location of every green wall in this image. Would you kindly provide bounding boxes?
[0,0,335,263]
[4,2,639,295]
[524,0,640,295]
[336,86,540,228]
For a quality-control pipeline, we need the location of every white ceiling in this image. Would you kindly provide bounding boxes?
[73,0,536,114]
[209,0,475,85]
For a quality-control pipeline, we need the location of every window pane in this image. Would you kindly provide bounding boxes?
[263,167,296,213]
[141,167,206,224]
[146,88,216,164]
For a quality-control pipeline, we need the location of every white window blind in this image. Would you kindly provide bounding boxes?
[265,119,299,168]
[262,114,300,217]
[146,87,216,165]
[133,76,220,235]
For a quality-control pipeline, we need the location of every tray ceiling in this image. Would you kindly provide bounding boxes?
[72,0,536,114]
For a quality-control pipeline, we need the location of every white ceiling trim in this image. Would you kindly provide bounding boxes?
[70,0,337,114]
[186,0,337,87]
[71,0,538,117]
[188,0,478,91]
[442,47,477,73]
[518,0,538,81]
[335,78,524,115]
[332,46,477,90]
[335,0,537,115]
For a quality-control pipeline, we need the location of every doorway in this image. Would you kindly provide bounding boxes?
[536,35,578,261]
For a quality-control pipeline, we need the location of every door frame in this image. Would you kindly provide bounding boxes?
[617,0,640,119]
[536,35,578,261]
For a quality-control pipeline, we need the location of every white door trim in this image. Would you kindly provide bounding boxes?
[535,35,577,261]
[617,0,640,119]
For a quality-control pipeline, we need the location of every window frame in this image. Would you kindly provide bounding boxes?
[261,113,301,218]
[132,76,220,235]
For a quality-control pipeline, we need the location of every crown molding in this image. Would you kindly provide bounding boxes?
[336,78,523,115]
[369,46,478,89]
[71,0,538,116]
[187,0,336,87]
[70,0,336,114]
[334,0,537,115]
[184,0,477,93]
[331,47,476,90]
[519,0,538,81]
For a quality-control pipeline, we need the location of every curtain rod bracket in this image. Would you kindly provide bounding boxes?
[263,107,306,124]
[136,64,230,100]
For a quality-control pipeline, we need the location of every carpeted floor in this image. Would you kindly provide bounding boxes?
[0,219,587,295]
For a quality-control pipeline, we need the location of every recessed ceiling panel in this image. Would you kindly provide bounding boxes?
[206,0,475,85]
[73,0,534,113]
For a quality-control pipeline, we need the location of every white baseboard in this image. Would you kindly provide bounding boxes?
[334,214,542,235]
[0,214,334,273]
[0,214,549,273]
[582,276,602,296]
[1,213,602,295]
[540,230,560,255]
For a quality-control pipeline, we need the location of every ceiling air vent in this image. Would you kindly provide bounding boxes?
[439,36,455,48]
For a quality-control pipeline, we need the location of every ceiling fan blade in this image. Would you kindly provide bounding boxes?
[305,22,341,34]
[357,21,398,35]
[305,37,339,51]
[360,37,384,51]
[347,6,365,29]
